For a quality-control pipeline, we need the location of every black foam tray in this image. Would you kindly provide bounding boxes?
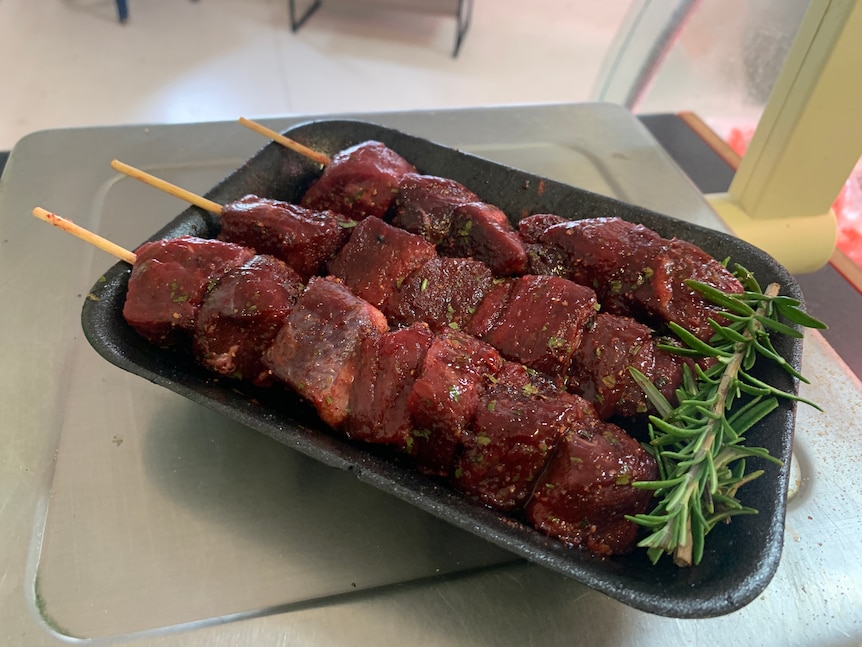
[81,119,803,618]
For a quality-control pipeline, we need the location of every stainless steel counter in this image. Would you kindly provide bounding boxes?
[1,103,860,645]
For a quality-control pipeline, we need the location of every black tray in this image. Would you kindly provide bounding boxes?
[81,119,803,618]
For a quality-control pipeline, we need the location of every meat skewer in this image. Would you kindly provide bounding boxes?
[238,119,737,337]
[112,160,356,282]
[106,162,690,419]
[238,118,529,274]
[32,205,658,556]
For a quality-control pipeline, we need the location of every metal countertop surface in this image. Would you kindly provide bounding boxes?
[1,103,860,646]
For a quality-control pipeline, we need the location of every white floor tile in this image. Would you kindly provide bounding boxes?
[0,0,631,151]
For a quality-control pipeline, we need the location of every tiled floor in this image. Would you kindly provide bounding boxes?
[0,0,632,152]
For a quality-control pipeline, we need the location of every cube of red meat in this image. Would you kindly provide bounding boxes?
[524,243,570,278]
[406,331,503,476]
[327,216,437,310]
[385,257,494,332]
[439,202,527,276]
[537,217,743,340]
[538,217,664,315]
[193,255,304,386]
[218,195,352,282]
[302,141,416,220]
[525,417,658,555]
[477,275,598,379]
[346,323,434,449]
[390,172,479,244]
[568,313,656,419]
[517,213,567,243]
[645,238,744,340]
[454,363,594,511]
[123,236,255,346]
[263,276,388,429]
[465,278,516,339]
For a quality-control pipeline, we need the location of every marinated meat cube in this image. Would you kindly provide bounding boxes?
[524,243,570,277]
[465,278,516,339]
[454,363,594,511]
[193,255,304,386]
[406,331,503,476]
[525,417,658,556]
[517,213,567,243]
[568,313,656,420]
[538,217,664,314]
[537,217,743,340]
[328,217,437,310]
[439,202,528,276]
[302,140,416,220]
[123,236,255,346]
[218,195,352,282]
[263,276,388,429]
[390,173,479,244]
[477,275,598,379]
[645,238,744,340]
[385,257,494,332]
[346,323,434,449]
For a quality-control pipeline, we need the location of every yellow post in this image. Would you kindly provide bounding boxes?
[708,0,862,274]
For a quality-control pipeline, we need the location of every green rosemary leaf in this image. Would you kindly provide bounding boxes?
[687,280,755,315]
[754,314,804,338]
[727,397,779,435]
[666,322,732,357]
[738,370,823,409]
[774,301,828,329]
[710,323,750,344]
[655,344,706,358]
[629,367,674,418]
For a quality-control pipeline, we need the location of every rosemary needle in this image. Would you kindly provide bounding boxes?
[628,266,826,567]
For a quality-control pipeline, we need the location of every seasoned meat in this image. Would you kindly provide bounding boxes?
[568,313,656,420]
[465,278,516,339]
[218,195,352,282]
[524,243,570,277]
[439,201,528,276]
[346,323,434,449]
[476,275,598,380]
[390,172,480,244]
[454,363,594,511]
[193,255,304,386]
[648,238,745,339]
[525,417,658,556]
[123,236,254,346]
[517,213,567,243]
[327,217,438,310]
[302,140,416,220]
[535,217,743,340]
[385,257,495,332]
[406,330,503,476]
[263,276,388,429]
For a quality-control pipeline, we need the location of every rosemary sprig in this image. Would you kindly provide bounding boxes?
[627,265,826,567]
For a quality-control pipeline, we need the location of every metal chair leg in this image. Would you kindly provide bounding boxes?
[289,0,323,32]
[453,0,473,57]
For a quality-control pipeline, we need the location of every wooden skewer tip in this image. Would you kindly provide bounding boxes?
[32,207,137,264]
[110,159,223,215]
[238,117,331,167]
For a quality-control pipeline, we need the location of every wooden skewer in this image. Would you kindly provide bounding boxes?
[238,117,331,167]
[110,160,224,215]
[32,207,137,264]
